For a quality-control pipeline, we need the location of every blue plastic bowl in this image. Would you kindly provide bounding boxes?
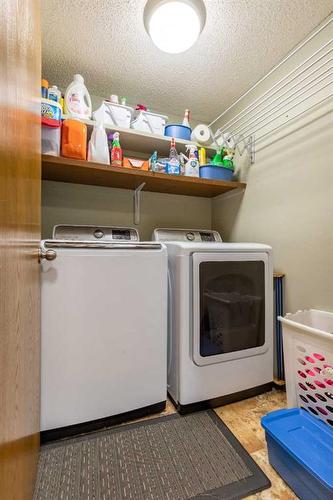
[199,164,234,181]
[164,124,192,141]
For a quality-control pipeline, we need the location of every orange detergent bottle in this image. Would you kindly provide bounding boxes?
[61,119,87,160]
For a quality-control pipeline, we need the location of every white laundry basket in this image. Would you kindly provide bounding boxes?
[279,309,333,428]
[93,101,134,128]
[131,110,168,135]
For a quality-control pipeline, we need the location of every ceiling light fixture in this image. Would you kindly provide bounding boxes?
[144,0,206,54]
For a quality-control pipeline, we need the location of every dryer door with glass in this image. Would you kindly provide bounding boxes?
[192,252,272,367]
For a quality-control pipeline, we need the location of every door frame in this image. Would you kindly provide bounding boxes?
[0,0,41,498]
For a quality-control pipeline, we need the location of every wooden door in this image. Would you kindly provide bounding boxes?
[0,1,41,499]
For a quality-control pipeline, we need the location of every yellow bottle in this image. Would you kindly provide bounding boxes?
[199,147,206,166]
[60,95,64,114]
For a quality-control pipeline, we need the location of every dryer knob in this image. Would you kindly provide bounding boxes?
[186,232,195,241]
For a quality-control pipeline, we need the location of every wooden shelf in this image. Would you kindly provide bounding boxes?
[42,155,246,198]
[62,115,217,157]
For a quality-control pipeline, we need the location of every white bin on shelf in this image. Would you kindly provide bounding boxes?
[131,110,168,136]
[93,101,134,128]
[279,309,333,427]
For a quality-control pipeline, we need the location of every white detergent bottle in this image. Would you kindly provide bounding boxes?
[184,145,200,177]
[88,122,110,165]
[64,74,92,119]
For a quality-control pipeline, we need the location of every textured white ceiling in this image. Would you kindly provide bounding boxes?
[42,0,333,122]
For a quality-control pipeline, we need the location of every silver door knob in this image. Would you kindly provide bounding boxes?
[39,249,57,262]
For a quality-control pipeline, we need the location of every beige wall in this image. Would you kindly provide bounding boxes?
[212,15,333,313]
[213,110,333,313]
[42,180,212,240]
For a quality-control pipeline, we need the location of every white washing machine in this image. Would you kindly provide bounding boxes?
[41,225,167,440]
[153,228,273,413]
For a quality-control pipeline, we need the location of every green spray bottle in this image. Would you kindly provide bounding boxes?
[211,147,224,166]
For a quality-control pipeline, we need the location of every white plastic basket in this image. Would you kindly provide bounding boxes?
[131,110,168,135]
[279,309,333,428]
[93,101,134,128]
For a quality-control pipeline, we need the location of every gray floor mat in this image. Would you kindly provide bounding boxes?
[34,410,270,500]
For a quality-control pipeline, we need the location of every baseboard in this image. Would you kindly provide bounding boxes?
[41,400,166,443]
[273,377,286,391]
[170,382,274,415]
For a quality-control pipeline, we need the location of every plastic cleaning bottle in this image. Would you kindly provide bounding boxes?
[149,150,158,172]
[182,109,190,127]
[166,137,180,175]
[222,148,235,171]
[111,132,123,166]
[199,147,206,166]
[64,74,92,119]
[179,153,186,175]
[60,93,65,113]
[41,79,48,98]
[169,137,178,161]
[48,85,61,102]
[184,145,200,177]
[212,148,224,166]
[88,122,110,165]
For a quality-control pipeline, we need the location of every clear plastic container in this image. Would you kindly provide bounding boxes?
[42,124,61,156]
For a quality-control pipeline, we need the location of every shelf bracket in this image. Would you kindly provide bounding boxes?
[216,187,246,201]
[133,182,146,225]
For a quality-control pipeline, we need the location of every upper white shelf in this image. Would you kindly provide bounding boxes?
[62,115,217,157]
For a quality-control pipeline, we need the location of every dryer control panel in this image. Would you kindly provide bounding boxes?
[153,228,222,243]
[53,225,139,241]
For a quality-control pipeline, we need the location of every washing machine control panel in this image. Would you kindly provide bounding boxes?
[53,225,139,241]
[199,232,216,242]
[153,228,222,243]
[111,229,132,240]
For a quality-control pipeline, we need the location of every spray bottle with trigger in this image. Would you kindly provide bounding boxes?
[184,144,200,177]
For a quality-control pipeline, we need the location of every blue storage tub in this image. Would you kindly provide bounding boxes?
[164,124,191,141]
[200,164,234,181]
[261,408,333,500]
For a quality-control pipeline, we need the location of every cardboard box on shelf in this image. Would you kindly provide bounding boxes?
[123,157,149,171]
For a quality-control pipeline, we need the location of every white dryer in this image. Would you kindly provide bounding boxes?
[41,225,167,440]
[153,228,273,413]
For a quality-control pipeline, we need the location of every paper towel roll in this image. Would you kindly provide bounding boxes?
[191,124,212,145]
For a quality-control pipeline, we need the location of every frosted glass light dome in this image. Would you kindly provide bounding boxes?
[144,0,206,54]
